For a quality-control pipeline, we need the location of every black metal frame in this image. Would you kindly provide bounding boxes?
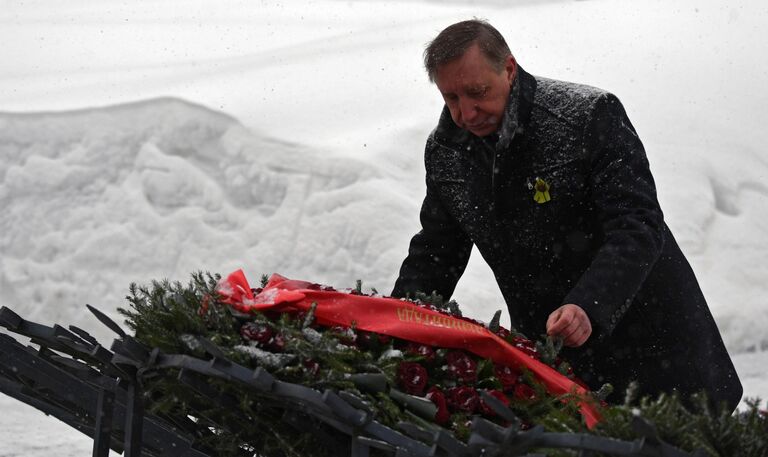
[0,305,707,457]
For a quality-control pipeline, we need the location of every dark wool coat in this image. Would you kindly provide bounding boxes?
[392,66,742,410]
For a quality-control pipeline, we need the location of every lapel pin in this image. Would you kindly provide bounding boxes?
[533,177,551,204]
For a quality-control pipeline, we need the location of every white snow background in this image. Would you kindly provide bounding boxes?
[1,0,767,455]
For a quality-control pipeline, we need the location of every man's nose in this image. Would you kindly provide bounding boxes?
[459,98,478,124]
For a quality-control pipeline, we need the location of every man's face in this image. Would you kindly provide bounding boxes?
[434,44,516,137]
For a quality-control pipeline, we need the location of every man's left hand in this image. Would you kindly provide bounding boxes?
[546,304,592,348]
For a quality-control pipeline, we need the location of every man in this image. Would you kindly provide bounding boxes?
[392,19,742,410]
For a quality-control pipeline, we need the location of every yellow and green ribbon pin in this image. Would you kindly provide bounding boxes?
[533,177,551,204]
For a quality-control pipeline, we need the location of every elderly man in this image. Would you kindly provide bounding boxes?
[392,19,742,410]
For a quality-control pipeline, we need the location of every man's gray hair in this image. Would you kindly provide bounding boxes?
[423,19,512,83]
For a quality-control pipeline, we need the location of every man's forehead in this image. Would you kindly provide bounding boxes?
[435,46,496,84]
[436,68,491,93]
[438,81,487,96]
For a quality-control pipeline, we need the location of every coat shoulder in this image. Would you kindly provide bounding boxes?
[424,128,468,181]
[532,77,613,130]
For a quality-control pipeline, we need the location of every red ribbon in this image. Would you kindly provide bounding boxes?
[219,269,601,428]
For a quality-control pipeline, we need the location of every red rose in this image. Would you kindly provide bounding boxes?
[240,322,274,346]
[494,363,520,392]
[405,343,435,362]
[480,390,510,417]
[446,386,480,414]
[512,337,540,360]
[513,383,537,401]
[397,362,428,396]
[425,386,450,424]
[445,350,478,384]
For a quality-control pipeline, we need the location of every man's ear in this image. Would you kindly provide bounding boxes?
[505,55,517,84]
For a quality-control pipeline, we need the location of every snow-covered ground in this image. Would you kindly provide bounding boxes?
[1,0,767,454]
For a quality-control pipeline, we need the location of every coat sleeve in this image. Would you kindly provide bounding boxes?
[563,93,666,339]
[391,145,473,301]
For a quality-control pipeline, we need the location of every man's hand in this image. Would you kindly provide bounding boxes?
[546,304,592,348]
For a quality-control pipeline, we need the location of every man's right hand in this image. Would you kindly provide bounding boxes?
[546,304,592,348]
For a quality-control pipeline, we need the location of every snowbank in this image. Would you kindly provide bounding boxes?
[0,98,420,343]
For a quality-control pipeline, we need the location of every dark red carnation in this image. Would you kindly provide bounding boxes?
[480,390,510,417]
[494,363,520,392]
[425,386,450,424]
[513,383,537,401]
[397,362,428,396]
[405,343,436,362]
[446,386,480,414]
[240,322,274,345]
[445,350,478,384]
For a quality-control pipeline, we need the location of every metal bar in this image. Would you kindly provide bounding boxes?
[92,388,115,457]
[123,380,144,457]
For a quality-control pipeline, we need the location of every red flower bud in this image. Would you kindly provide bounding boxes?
[445,350,478,384]
[425,386,450,424]
[397,362,428,396]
